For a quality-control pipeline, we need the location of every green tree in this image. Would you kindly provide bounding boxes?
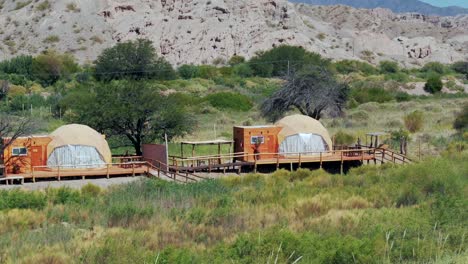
[421,62,447,75]
[404,111,424,133]
[94,39,176,81]
[249,45,329,77]
[63,81,195,155]
[32,50,79,86]
[424,75,443,94]
[261,65,349,121]
[0,55,34,77]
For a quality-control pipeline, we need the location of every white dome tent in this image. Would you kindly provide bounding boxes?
[47,124,112,169]
[275,115,333,156]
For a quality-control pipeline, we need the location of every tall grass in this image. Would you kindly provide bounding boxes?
[0,154,466,263]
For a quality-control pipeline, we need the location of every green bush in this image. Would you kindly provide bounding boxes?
[421,62,448,75]
[379,60,399,74]
[350,87,394,104]
[334,130,355,145]
[451,61,468,78]
[228,55,245,66]
[404,111,424,133]
[333,60,377,75]
[424,75,443,94]
[196,65,219,79]
[232,63,253,77]
[177,64,199,79]
[47,187,81,205]
[453,104,468,132]
[0,189,47,210]
[205,92,253,111]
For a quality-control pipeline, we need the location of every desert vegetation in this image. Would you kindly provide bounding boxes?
[0,154,466,263]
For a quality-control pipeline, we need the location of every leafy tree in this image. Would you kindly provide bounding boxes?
[452,61,468,78]
[249,45,329,77]
[379,60,399,74]
[261,65,349,121]
[32,50,80,86]
[94,39,176,81]
[0,55,34,77]
[178,64,199,79]
[424,75,443,94]
[205,92,253,111]
[63,81,195,155]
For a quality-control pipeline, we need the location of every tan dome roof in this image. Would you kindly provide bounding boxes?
[275,115,333,150]
[47,124,112,164]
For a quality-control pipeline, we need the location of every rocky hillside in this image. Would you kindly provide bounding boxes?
[291,0,468,16]
[0,0,466,66]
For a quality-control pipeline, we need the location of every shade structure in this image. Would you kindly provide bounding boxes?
[47,124,112,169]
[275,115,332,156]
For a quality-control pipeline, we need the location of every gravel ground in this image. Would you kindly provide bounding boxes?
[0,176,146,191]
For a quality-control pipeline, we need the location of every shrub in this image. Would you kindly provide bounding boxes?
[0,190,47,210]
[205,92,253,111]
[404,111,424,133]
[177,64,199,79]
[333,60,377,75]
[424,75,443,94]
[81,183,102,198]
[379,60,399,74]
[350,87,394,104]
[197,65,219,79]
[396,187,421,207]
[228,55,245,66]
[47,187,81,204]
[451,61,468,78]
[421,62,448,75]
[232,63,253,77]
[36,0,50,11]
[334,130,355,146]
[43,35,60,43]
[453,104,468,132]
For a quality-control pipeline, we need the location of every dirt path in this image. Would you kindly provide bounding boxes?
[0,176,146,191]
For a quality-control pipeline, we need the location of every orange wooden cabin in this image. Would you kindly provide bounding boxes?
[233,125,282,161]
[2,136,52,174]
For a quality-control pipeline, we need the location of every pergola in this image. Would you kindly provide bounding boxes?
[180,139,234,158]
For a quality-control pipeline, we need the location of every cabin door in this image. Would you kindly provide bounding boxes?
[30,146,43,168]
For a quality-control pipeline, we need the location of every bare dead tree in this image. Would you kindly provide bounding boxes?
[261,65,349,121]
[0,115,35,175]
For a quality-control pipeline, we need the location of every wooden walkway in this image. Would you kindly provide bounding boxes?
[1,148,412,185]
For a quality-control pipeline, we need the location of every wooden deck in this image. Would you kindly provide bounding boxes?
[6,164,149,182]
[170,148,412,174]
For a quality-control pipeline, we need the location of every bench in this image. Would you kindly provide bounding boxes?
[0,176,25,185]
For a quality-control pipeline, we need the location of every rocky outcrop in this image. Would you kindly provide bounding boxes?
[0,0,466,66]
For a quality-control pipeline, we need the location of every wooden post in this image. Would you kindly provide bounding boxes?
[208,158,212,173]
[57,165,61,181]
[132,163,135,177]
[298,153,302,168]
[361,150,365,165]
[254,159,257,173]
[382,150,385,164]
[32,166,35,183]
[106,164,110,179]
[186,172,189,183]
[319,152,323,169]
[175,159,179,175]
[218,143,222,165]
[276,154,280,170]
[340,151,344,175]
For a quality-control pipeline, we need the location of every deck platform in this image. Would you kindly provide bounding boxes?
[6,165,148,182]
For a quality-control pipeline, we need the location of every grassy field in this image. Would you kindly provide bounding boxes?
[0,154,466,263]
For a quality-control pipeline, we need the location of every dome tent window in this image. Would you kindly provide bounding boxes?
[47,145,106,169]
[279,133,329,155]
